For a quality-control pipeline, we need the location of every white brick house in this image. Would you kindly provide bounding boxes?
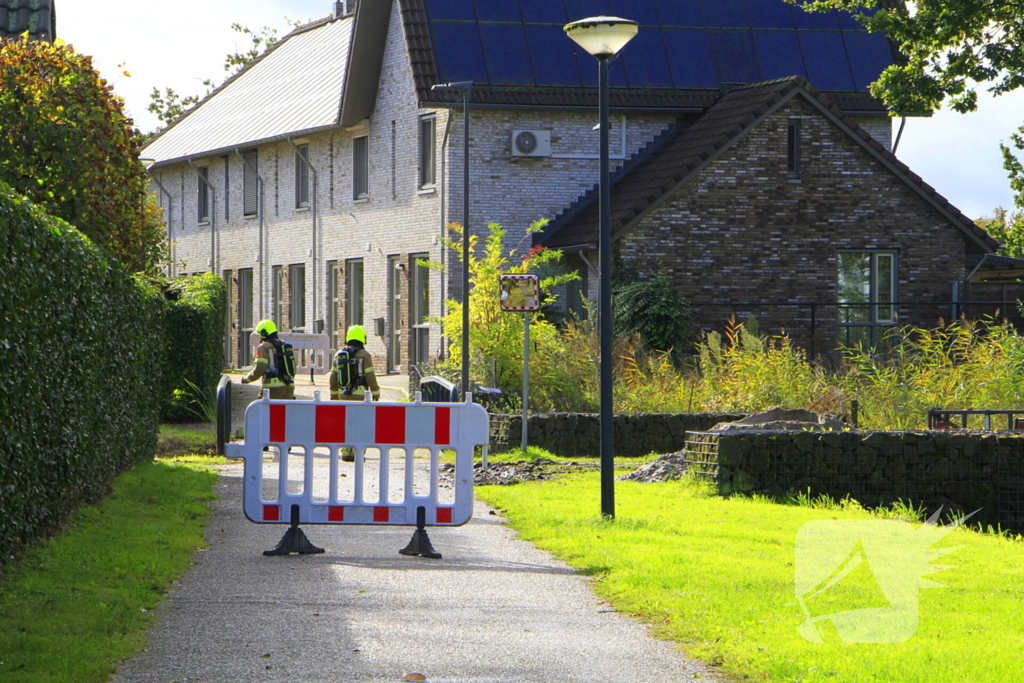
[142,0,905,370]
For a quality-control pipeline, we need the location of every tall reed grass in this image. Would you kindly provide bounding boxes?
[612,316,1024,430]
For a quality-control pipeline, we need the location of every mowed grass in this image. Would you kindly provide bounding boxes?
[0,457,218,683]
[477,473,1024,683]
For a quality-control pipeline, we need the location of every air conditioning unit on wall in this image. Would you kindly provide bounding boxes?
[511,129,552,157]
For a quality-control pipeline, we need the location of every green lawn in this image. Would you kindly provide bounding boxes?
[477,473,1024,683]
[0,456,218,683]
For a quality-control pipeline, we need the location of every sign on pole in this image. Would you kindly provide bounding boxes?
[499,275,540,453]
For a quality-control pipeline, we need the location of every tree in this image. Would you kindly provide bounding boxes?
[976,207,1024,259]
[148,23,288,129]
[794,1,1024,115]
[613,271,693,358]
[0,36,165,273]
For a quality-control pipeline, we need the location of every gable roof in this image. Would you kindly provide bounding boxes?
[142,15,353,165]
[538,75,998,254]
[0,0,55,41]
[404,0,894,115]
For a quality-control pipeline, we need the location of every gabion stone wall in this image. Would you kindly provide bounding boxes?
[714,430,1024,531]
[499,413,745,458]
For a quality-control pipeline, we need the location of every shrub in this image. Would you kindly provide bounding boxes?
[0,182,162,564]
[613,271,693,357]
[157,274,227,423]
[0,36,165,273]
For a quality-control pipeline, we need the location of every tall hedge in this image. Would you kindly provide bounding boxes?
[0,183,162,563]
[158,274,226,423]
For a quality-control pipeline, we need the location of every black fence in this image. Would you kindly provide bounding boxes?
[687,300,1024,358]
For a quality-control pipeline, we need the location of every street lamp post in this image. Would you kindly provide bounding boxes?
[431,81,473,399]
[565,16,638,518]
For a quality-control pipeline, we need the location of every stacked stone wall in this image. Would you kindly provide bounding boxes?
[713,430,1024,531]
[498,412,746,458]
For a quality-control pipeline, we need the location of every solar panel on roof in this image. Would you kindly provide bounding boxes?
[431,21,490,84]
[611,0,661,26]
[620,28,672,87]
[663,28,719,89]
[702,0,749,29]
[708,30,762,84]
[753,30,805,81]
[655,0,703,27]
[843,31,893,90]
[473,0,522,23]
[427,0,475,22]
[837,10,863,31]
[527,24,583,86]
[799,31,855,90]
[565,0,613,22]
[747,1,794,29]
[420,0,894,95]
[479,23,535,85]
[792,6,840,30]
[520,0,568,24]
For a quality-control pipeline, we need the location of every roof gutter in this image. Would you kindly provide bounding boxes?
[144,123,345,171]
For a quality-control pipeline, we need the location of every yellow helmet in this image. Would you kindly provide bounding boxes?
[255,319,277,338]
[346,324,368,345]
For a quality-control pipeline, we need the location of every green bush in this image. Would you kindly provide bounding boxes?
[613,271,693,358]
[158,274,227,423]
[0,182,162,564]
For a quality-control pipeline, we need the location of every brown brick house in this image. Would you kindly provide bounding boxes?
[539,76,1003,355]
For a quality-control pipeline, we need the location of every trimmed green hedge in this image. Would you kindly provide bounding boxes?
[158,274,226,422]
[0,183,162,563]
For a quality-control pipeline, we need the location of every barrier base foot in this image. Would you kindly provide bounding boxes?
[263,526,325,556]
[399,529,442,559]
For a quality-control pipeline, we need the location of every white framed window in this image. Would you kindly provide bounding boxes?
[243,150,259,216]
[345,258,364,327]
[838,251,898,348]
[290,263,306,331]
[353,136,369,200]
[419,115,436,189]
[295,144,310,208]
[197,166,210,222]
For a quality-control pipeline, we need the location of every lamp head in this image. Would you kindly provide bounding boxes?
[564,16,638,59]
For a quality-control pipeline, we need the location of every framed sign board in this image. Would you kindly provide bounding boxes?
[499,274,540,312]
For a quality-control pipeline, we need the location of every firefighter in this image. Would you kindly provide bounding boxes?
[241,319,296,400]
[329,324,381,401]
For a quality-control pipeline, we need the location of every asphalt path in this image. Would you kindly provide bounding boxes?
[109,374,728,683]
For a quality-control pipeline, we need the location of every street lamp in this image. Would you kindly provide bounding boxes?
[431,80,473,399]
[140,157,175,276]
[565,16,638,518]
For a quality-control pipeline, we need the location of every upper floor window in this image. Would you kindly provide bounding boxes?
[295,144,310,209]
[419,115,436,189]
[353,136,369,200]
[243,150,259,216]
[838,251,898,348]
[787,119,801,180]
[197,166,210,222]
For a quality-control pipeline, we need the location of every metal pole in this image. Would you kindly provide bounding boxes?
[598,55,614,518]
[522,310,530,454]
[461,87,471,399]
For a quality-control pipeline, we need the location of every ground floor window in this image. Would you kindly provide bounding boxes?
[838,250,897,348]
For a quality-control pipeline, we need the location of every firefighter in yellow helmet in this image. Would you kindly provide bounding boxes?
[329,325,381,401]
[241,320,296,400]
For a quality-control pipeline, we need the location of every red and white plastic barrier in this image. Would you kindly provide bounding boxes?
[225,392,489,527]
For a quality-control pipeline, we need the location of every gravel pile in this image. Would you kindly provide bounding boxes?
[616,451,690,483]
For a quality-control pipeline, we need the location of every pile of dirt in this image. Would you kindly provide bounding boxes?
[616,451,689,483]
[710,407,851,432]
[442,459,581,486]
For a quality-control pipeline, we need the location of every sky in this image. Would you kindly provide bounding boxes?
[60,0,1024,222]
